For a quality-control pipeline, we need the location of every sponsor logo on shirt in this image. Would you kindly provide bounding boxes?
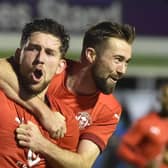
[75,112,92,130]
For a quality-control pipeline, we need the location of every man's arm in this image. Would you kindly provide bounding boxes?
[0,58,66,138]
[44,139,99,168]
[16,121,100,168]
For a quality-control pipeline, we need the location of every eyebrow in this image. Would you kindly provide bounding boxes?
[27,43,57,53]
[115,55,132,63]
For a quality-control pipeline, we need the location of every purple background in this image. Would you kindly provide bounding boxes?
[122,0,168,36]
[0,0,167,36]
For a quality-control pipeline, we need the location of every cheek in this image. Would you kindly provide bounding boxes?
[46,64,58,78]
[103,61,115,74]
[20,55,34,67]
[19,65,29,78]
[112,61,122,71]
[19,58,32,72]
[102,57,115,70]
[94,63,110,77]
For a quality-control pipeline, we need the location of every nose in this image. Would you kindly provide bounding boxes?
[117,62,127,76]
[33,49,46,65]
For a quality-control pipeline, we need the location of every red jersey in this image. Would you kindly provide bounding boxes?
[47,61,122,151]
[0,90,79,168]
[117,112,168,168]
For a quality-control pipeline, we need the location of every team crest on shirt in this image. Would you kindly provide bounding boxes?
[75,112,92,130]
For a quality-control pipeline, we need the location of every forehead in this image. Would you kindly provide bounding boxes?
[103,37,132,59]
[108,37,131,52]
[28,32,61,51]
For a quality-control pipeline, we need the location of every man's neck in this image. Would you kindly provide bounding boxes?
[36,88,48,102]
[66,63,98,95]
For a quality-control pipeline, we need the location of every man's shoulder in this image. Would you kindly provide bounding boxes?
[95,93,122,121]
[0,89,15,110]
[98,93,121,109]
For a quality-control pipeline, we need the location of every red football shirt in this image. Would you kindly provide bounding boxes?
[0,90,79,168]
[47,60,122,151]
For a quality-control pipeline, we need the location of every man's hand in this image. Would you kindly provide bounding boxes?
[40,112,67,139]
[16,121,47,152]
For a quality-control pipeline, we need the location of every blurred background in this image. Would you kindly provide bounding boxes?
[0,0,168,167]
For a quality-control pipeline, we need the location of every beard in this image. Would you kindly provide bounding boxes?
[19,75,49,96]
[92,66,116,94]
[93,76,116,94]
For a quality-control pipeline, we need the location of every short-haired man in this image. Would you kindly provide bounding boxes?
[0,18,78,167]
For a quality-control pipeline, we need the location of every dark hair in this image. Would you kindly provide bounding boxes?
[82,21,135,54]
[20,18,70,57]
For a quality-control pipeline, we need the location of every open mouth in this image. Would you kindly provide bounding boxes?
[34,69,43,79]
[112,77,118,82]
[109,76,119,83]
[31,68,43,82]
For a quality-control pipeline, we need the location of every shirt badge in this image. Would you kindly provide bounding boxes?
[75,112,92,130]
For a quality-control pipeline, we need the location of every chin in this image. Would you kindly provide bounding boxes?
[28,83,47,94]
[102,90,113,95]
[105,86,116,94]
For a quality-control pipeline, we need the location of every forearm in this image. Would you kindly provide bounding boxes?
[0,69,66,137]
[0,58,51,121]
[0,58,31,110]
[0,78,46,120]
[26,96,53,122]
[0,79,33,110]
[39,139,87,168]
[17,122,99,168]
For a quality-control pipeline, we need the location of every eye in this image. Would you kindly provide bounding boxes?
[45,49,55,56]
[25,44,39,52]
[114,56,123,63]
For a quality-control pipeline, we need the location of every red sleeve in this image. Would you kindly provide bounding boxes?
[80,97,122,151]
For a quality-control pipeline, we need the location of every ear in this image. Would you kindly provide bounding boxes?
[85,47,96,63]
[55,59,67,74]
[14,48,21,64]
